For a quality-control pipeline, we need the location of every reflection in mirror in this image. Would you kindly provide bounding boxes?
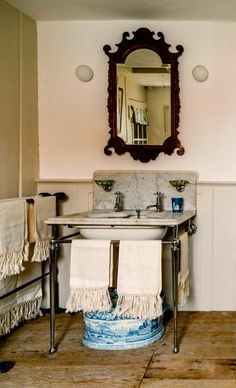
[103,28,184,163]
[116,49,171,145]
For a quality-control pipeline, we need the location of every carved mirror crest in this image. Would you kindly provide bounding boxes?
[103,27,184,163]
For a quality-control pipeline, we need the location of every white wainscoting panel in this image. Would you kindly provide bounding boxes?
[212,185,236,310]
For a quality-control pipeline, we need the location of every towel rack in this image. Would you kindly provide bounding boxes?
[0,192,68,374]
[26,198,34,204]
[0,192,67,302]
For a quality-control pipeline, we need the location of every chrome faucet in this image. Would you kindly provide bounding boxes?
[146,192,164,212]
[114,191,123,212]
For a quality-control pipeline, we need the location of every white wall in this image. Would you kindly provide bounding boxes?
[37,20,236,181]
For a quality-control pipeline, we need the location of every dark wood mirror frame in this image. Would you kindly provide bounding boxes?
[103,27,184,163]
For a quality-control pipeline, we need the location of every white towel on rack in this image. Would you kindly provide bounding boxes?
[0,199,28,279]
[16,261,42,321]
[178,232,189,306]
[66,239,112,313]
[0,275,18,335]
[0,262,42,336]
[115,240,162,320]
[31,195,56,262]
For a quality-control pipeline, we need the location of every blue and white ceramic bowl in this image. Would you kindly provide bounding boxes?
[82,308,165,350]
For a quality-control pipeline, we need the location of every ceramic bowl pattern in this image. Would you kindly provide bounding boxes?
[82,309,164,350]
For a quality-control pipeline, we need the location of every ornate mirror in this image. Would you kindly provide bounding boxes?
[103,27,184,163]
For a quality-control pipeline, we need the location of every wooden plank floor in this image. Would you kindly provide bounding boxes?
[1,312,236,387]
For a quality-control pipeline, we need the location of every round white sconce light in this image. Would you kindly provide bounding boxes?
[75,65,94,82]
[192,65,209,82]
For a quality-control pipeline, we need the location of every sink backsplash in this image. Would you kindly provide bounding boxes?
[93,170,198,211]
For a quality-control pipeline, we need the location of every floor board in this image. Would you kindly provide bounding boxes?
[0,312,236,387]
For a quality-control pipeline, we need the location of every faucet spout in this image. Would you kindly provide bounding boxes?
[146,204,157,210]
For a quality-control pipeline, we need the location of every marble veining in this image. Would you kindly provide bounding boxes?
[93,170,198,211]
[45,170,197,227]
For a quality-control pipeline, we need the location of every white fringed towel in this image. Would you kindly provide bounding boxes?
[0,275,18,336]
[31,195,56,262]
[66,239,112,313]
[0,199,28,279]
[0,262,42,336]
[178,232,189,306]
[115,240,163,320]
[16,261,42,322]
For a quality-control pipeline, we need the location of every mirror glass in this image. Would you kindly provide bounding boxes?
[116,49,171,145]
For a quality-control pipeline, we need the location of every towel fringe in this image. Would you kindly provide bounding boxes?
[31,239,50,262]
[115,294,163,320]
[178,277,190,306]
[0,297,42,336]
[0,246,29,279]
[66,287,112,313]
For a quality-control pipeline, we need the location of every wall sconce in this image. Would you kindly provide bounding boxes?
[192,65,209,82]
[75,65,94,82]
[169,179,189,192]
[95,180,115,192]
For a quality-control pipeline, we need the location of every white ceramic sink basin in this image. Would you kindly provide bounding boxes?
[80,209,169,240]
[79,225,168,240]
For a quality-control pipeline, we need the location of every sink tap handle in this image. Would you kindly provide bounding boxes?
[114,191,123,212]
[146,192,164,212]
[154,191,164,212]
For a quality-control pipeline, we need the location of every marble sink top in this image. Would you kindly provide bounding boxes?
[81,209,194,220]
[46,209,196,227]
[86,210,130,219]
